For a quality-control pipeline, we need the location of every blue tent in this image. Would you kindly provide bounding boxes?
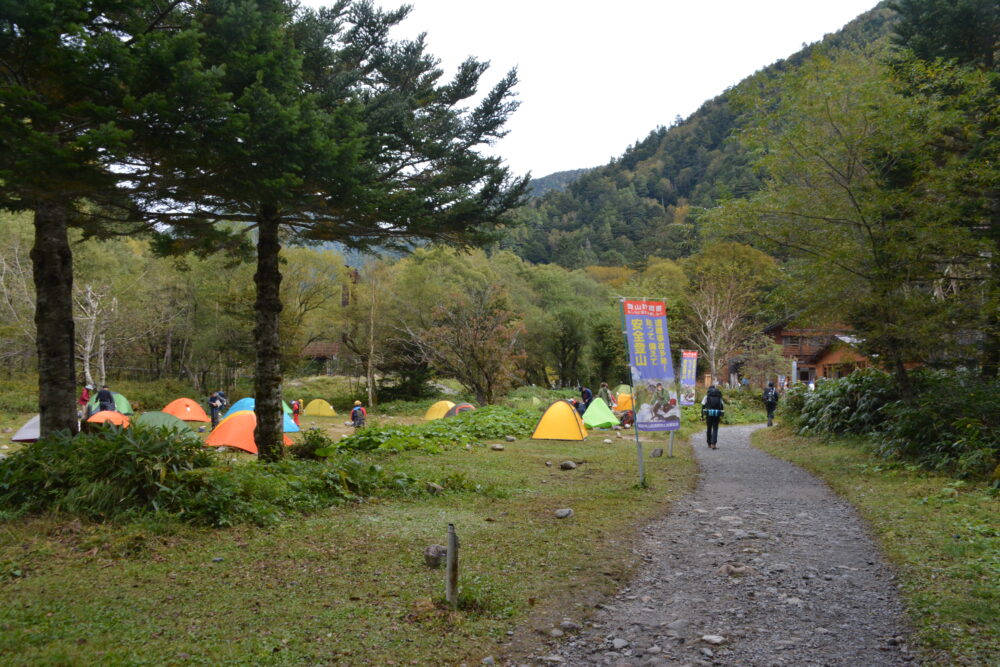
[223,397,292,420]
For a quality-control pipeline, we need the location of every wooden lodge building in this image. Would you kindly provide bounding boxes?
[766,324,871,382]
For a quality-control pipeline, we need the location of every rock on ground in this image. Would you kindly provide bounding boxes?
[506,424,913,666]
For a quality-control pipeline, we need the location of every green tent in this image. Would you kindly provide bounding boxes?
[86,391,134,415]
[133,411,200,440]
[583,398,619,429]
[612,384,632,396]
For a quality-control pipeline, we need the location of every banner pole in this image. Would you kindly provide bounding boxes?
[620,298,645,487]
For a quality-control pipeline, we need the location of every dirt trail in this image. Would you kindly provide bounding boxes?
[516,424,915,666]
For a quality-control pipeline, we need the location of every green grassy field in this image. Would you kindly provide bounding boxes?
[0,426,698,665]
[754,427,1000,667]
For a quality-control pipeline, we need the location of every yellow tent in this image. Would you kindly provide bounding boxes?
[531,400,588,441]
[424,400,456,420]
[616,393,633,411]
[304,398,337,417]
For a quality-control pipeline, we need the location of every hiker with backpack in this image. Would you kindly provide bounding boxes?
[701,385,725,449]
[350,400,367,428]
[95,385,115,413]
[762,381,779,427]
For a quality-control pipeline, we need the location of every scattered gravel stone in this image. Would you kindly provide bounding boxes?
[508,424,912,666]
[427,482,444,494]
[545,461,553,467]
[559,621,581,631]
[212,557,224,563]
[611,638,629,650]
[481,657,495,665]
[423,544,448,568]
[559,460,577,470]
[603,438,613,444]
[701,635,725,645]
[549,628,564,638]
[490,444,505,451]
[650,448,663,457]
[555,508,574,519]
[505,435,516,442]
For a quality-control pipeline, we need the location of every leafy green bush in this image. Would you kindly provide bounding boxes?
[879,370,1000,477]
[333,405,538,455]
[0,425,214,519]
[780,369,999,479]
[289,428,338,460]
[171,457,423,526]
[793,369,898,435]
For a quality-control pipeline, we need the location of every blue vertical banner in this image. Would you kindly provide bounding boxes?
[680,350,698,406]
[622,300,680,432]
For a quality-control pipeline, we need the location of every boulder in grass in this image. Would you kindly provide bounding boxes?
[651,448,663,458]
[491,444,505,451]
[504,435,516,442]
[555,508,574,519]
[424,544,448,568]
[559,460,577,470]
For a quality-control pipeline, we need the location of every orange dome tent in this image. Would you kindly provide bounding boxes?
[86,411,131,427]
[206,411,292,455]
[162,397,211,422]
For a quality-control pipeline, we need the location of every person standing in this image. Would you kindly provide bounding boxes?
[208,391,224,428]
[291,398,302,426]
[762,381,779,427]
[578,386,593,416]
[350,400,367,428]
[701,385,724,449]
[96,385,115,413]
[597,382,615,408]
[78,383,93,418]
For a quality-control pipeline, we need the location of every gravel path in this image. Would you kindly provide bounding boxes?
[524,424,915,667]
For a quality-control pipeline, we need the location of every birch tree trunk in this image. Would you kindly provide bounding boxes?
[253,210,284,462]
[31,201,78,436]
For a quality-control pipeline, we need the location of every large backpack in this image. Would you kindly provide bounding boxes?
[763,387,778,404]
[704,391,723,416]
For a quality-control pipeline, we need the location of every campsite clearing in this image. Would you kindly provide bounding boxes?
[0,428,696,665]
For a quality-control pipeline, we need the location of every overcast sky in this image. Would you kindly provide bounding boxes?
[304,0,880,178]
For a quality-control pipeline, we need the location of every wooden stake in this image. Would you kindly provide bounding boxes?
[446,523,459,608]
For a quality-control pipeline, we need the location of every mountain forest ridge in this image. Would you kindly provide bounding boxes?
[510,1,899,268]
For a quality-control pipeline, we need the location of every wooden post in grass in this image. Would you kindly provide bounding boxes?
[446,523,459,608]
[668,431,675,458]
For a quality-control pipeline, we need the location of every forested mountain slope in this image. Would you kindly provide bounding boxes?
[501,2,898,268]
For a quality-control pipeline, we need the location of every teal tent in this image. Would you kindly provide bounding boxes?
[224,397,292,419]
[583,398,619,429]
[86,391,134,415]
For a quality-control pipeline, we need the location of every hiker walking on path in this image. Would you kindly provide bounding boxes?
[701,385,724,449]
[95,385,115,413]
[762,380,779,427]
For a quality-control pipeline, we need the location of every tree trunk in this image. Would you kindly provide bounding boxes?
[31,201,78,437]
[366,277,376,408]
[253,209,284,462]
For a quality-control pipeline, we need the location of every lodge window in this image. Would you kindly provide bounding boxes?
[782,336,801,346]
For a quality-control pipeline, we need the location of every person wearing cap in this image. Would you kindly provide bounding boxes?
[350,400,367,428]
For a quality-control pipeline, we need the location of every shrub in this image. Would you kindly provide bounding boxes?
[289,428,337,460]
[879,370,1000,478]
[794,369,897,435]
[0,425,214,519]
[333,405,538,455]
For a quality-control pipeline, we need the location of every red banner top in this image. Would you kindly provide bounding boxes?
[623,300,666,317]
[682,350,698,358]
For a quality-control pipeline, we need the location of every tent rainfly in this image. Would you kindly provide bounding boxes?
[582,398,619,429]
[206,411,292,455]
[217,407,300,433]
[86,410,131,427]
[133,411,200,440]
[423,400,455,421]
[11,415,40,442]
[612,384,632,396]
[531,400,588,441]
[616,393,634,412]
[444,403,475,418]
[303,398,337,417]
[224,397,292,419]
[86,392,134,415]
[162,397,211,422]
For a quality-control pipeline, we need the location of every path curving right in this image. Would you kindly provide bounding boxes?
[537,424,916,666]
